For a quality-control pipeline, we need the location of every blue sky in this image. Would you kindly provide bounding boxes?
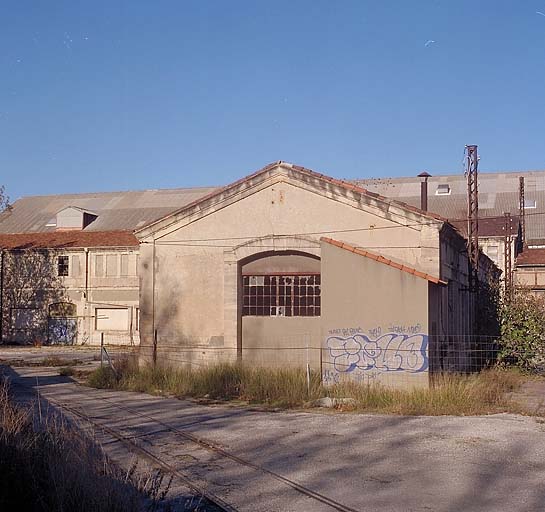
[2,1,545,200]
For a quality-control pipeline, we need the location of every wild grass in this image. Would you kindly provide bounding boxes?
[87,356,524,415]
[0,379,176,511]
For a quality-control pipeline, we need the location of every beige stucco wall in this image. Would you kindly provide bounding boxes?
[1,247,140,345]
[242,317,321,369]
[138,173,444,369]
[320,241,430,389]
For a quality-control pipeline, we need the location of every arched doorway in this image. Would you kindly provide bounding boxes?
[48,302,78,345]
[239,250,321,369]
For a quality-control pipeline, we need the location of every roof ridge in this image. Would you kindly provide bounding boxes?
[321,236,447,285]
[11,185,221,202]
[135,161,448,235]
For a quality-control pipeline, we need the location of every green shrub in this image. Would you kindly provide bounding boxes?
[58,366,75,377]
[499,290,545,371]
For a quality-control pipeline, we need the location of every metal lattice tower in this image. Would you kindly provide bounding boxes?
[504,212,513,298]
[519,176,526,248]
[465,145,479,292]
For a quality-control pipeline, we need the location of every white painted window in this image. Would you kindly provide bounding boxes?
[120,254,129,276]
[106,255,118,277]
[95,255,104,277]
[95,308,129,331]
[71,255,80,277]
[524,199,537,209]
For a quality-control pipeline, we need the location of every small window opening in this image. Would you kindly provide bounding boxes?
[57,256,69,277]
[242,274,321,317]
[435,184,451,196]
[524,199,537,209]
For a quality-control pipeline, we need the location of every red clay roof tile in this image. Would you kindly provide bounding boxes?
[0,231,138,250]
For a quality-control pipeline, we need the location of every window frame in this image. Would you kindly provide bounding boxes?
[242,273,321,317]
[435,184,451,196]
[57,255,69,277]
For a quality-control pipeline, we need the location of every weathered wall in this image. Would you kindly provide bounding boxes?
[514,266,545,292]
[138,174,443,369]
[320,241,430,389]
[1,247,140,345]
[241,317,321,369]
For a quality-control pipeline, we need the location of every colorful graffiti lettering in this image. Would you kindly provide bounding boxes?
[326,333,428,374]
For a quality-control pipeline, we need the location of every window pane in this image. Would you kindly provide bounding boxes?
[241,274,321,317]
[57,256,69,277]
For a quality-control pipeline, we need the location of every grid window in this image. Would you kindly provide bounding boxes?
[242,274,321,317]
[57,256,69,277]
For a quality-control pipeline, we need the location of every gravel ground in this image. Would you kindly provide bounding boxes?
[3,364,545,512]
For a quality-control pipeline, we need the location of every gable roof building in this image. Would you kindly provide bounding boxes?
[134,161,497,388]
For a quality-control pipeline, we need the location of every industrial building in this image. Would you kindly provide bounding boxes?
[354,170,545,293]
[5,160,539,388]
[0,187,216,345]
[135,162,498,388]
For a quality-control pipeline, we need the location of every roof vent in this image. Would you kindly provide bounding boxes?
[435,184,451,196]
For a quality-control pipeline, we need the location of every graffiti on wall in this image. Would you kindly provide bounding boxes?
[324,327,428,382]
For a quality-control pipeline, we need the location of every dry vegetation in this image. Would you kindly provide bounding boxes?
[0,379,179,511]
[88,357,524,416]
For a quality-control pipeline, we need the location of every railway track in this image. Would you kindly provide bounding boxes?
[48,386,359,512]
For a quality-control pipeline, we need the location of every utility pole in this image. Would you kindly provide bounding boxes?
[504,212,513,298]
[519,176,526,249]
[465,145,479,292]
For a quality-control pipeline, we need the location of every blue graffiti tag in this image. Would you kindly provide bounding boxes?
[326,333,428,374]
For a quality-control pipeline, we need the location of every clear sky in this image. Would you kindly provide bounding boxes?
[2,1,545,200]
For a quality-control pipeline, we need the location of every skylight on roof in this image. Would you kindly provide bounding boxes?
[435,184,451,196]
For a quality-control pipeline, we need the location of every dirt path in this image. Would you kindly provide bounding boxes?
[4,365,545,512]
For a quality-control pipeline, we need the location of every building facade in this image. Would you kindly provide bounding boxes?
[135,162,498,388]
[0,186,217,345]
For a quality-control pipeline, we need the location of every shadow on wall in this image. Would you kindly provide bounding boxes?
[1,250,69,345]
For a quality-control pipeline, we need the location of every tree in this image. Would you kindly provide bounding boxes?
[1,250,68,344]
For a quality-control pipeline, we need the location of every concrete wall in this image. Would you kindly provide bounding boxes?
[320,240,430,389]
[1,247,140,345]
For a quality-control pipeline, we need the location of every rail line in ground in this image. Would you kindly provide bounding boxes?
[46,395,236,512]
[50,385,359,512]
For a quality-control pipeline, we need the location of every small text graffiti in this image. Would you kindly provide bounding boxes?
[328,327,363,337]
[388,324,422,335]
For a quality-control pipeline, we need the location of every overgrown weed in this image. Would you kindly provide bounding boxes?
[0,379,176,511]
[87,359,525,416]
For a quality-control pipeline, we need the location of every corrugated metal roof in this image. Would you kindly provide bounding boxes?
[0,187,219,233]
[352,170,545,242]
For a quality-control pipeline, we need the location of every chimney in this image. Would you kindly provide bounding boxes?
[418,172,431,211]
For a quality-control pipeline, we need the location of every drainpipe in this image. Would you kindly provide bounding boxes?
[151,238,156,363]
[0,250,4,344]
[418,171,431,212]
[84,248,89,299]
